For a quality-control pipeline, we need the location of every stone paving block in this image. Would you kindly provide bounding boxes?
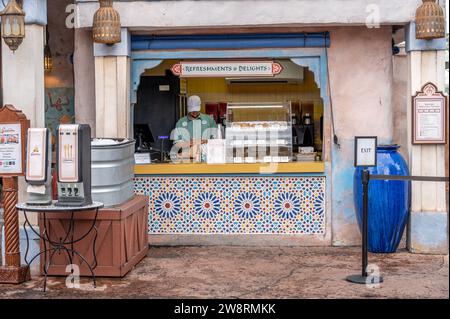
[0,246,447,299]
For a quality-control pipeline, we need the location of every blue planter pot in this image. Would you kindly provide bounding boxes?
[354,145,411,253]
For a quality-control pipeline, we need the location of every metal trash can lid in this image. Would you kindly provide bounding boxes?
[91,138,135,148]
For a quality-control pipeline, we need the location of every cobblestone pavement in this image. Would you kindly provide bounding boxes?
[0,246,448,299]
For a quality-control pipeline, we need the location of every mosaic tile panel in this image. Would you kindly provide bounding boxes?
[134,176,326,235]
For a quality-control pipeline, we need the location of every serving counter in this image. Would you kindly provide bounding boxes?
[133,162,326,237]
[134,162,324,175]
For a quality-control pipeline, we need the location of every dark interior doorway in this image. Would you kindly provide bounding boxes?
[134,70,180,154]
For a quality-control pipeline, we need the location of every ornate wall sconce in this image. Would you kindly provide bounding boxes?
[44,27,52,72]
[0,0,26,52]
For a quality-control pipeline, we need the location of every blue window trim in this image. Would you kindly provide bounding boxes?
[130,47,329,105]
[131,32,330,51]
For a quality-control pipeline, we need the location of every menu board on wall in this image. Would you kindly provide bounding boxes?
[412,83,447,144]
[0,123,22,175]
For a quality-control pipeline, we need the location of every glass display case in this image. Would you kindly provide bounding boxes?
[225,102,293,163]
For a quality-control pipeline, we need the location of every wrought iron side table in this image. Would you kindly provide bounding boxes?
[16,201,104,292]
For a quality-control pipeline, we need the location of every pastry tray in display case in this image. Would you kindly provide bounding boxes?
[225,102,293,163]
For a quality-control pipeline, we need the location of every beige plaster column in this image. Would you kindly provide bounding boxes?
[2,24,45,129]
[74,28,96,136]
[94,28,131,138]
[405,23,448,254]
[2,24,45,226]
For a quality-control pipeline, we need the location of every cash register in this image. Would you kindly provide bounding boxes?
[134,123,169,162]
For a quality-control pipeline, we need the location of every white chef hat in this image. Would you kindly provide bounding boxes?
[187,95,201,113]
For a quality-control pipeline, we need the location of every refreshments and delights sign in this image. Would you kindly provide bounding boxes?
[171,61,283,78]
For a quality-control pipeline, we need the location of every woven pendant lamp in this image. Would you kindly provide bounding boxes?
[415,0,445,40]
[92,0,121,44]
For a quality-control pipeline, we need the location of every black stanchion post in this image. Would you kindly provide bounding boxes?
[346,169,383,284]
[362,169,369,277]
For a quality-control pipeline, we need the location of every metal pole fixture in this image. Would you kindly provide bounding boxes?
[346,172,448,285]
[362,169,369,277]
[346,169,383,285]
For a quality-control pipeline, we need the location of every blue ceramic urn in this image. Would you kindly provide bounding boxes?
[353,145,411,253]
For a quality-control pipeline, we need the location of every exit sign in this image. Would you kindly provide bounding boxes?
[354,136,377,167]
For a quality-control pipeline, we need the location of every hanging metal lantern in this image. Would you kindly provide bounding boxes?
[44,27,52,71]
[92,0,121,45]
[0,0,26,52]
[44,45,52,71]
[415,0,445,40]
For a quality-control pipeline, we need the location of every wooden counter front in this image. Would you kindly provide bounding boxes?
[134,162,325,175]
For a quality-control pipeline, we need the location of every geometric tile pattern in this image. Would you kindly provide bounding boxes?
[134,176,326,235]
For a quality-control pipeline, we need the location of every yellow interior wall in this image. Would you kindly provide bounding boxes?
[141,60,322,109]
[140,61,323,116]
[187,69,321,105]
[186,69,322,114]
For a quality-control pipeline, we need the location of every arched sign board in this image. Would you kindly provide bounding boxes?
[171,60,283,78]
[354,136,377,168]
[412,82,447,144]
[0,105,30,177]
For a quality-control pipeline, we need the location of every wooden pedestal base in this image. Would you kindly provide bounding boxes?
[39,195,149,277]
[0,106,31,285]
[0,265,31,284]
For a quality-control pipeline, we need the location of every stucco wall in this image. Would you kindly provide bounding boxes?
[44,0,75,151]
[328,26,394,245]
[45,0,74,89]
[392,50,408,161]
[75,0,421,28]
[74,29,96,136]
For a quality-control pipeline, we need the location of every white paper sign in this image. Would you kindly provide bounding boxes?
[354,137,377,167]
[0,123,22,174]
[27,184,46,195]
[134,153,151,164]
[206,139,226,164]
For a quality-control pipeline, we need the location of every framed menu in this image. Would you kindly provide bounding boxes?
[0,123,23,175]
[0,105,30,177]
[412,82,447,144]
